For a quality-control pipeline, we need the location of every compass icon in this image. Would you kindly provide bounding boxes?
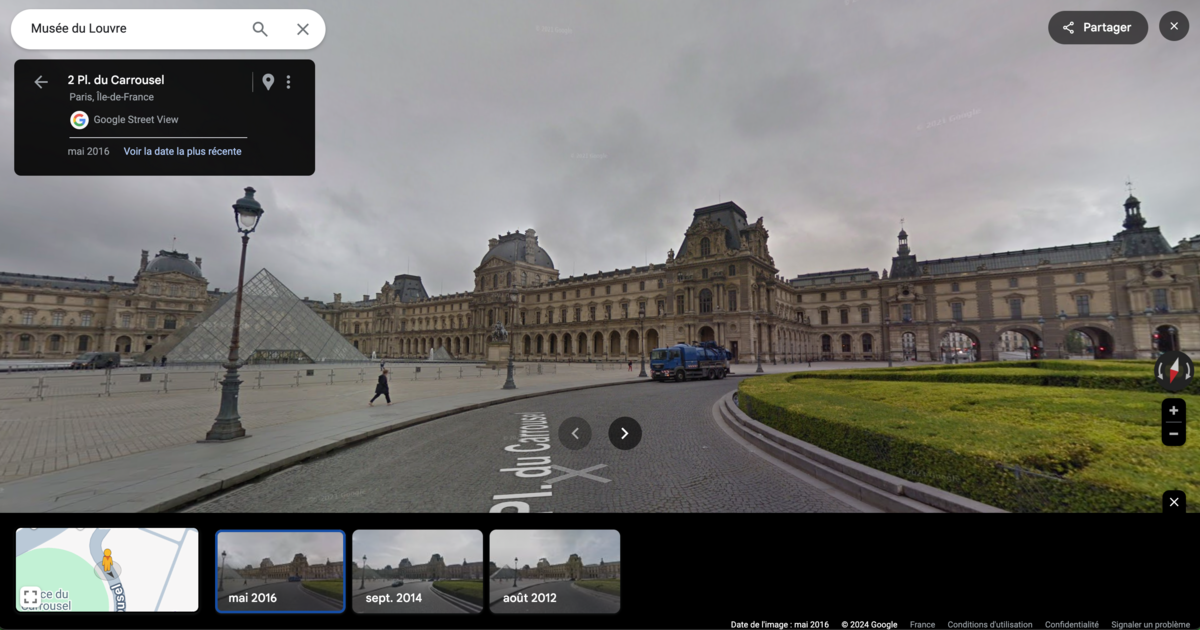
[1154,351,1194,392]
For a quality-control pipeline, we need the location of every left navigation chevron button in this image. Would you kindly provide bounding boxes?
[34,75,48,88]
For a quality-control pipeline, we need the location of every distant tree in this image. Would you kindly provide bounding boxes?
[1065,331,1087,354]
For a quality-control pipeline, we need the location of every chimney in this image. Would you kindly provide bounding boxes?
[525,229,537,264]
[195,257,202,269]
[107,275,115,283]
[334,293,341,303]
[140,250,149,271]
[363,294,369,302]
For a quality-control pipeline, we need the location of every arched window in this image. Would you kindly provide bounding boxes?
[700,238,711,256]
[840,334,852,353]
[699,289,713,313]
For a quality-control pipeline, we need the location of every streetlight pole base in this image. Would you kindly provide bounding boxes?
[502,357,517,389]
[203,366,249,441]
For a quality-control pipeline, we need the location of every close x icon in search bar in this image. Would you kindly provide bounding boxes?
[11,9,325,50]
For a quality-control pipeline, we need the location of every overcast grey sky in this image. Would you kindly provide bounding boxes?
[3,0,1197,301]
[217,531,343,570]
[490,530,619,567]
[352,529,482,568]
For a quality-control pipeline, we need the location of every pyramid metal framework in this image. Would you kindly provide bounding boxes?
[164,268,367,364]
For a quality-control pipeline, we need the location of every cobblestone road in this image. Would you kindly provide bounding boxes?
[182,378,859,513]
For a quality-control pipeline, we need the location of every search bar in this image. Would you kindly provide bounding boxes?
[11,9,325,50]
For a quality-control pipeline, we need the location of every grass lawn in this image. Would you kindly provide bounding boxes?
[302,579,344,599]
[738,361,1197,512]
[432,580,483,605]
[575,579,621,596]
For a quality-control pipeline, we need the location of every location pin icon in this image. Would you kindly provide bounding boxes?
[262,74,274,90]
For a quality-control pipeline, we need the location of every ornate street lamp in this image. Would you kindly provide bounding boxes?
[204,187,263,442]
[754,314,763,373]
[885,318,892,367]
[360,555,366,590]
[504,293,518,389]
[219,550,226,591]
[513,558,518,587]
[1144,307,1156,358]
[1058,310,1068,358]
[637,303,647,377]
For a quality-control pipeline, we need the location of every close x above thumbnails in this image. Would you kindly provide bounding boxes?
[1,1,1195,630]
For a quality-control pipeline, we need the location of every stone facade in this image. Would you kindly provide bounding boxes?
[236,553,343,580]
[0,250,219,360]
[382,554,483,580]
[315,195,1200,362]
[508,554,620,580]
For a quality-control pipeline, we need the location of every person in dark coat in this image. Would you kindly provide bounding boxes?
[370,369,391,406]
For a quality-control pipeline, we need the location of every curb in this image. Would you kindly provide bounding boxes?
[431,583,484,613]
[160,378,654,513]
[300,583,347,610]
[718,391,1006,513]
[570,581,621,605]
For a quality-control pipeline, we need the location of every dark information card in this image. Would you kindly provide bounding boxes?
[14,59,315,175]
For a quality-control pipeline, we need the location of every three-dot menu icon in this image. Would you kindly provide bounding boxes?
[1162,398,1186,446]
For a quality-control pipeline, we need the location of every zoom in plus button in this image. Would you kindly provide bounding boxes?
[1050,11,1148,44]
[1162,399,1186,446]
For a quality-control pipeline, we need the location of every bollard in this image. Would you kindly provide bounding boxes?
[459,367,463,379]
[212,372,220,391]
[105,369,113,397]
[293,371,302,387]
[255,371,265,389]
[358,368,365,383]
[160,372,170,394]
[329,370,335,385]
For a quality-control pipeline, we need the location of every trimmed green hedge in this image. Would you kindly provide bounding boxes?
[737,367,1197,513]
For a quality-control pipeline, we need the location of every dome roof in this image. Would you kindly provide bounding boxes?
[480,231,554,269]
[144,250,203,278]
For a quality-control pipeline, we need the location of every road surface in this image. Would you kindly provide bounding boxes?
[183,376,859,513]
[491,581,618,614]
[351,580,474,614]
[217,581,341,612]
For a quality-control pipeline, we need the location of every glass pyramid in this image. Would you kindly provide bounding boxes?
[165,268,367,364]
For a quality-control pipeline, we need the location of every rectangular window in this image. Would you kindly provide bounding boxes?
[951,302,963,321]
[677,295,685,313]
[81,313,93,326]
[1009,278,1018,288]
[536,294,540,302]
[622,304,629,318]
[1153,288,1168,312]
[622,284,627,293]
[902,304,913,322]
[590,307,596,320]
[1009,299,1022,320]
[840,309,849,324]
[728,291,737,311]
[639,281,645,291]
[840,291,846,300]
[26,294,35,302]
[861,307,870,324]
[606,286,611,294]
[536,312,541,324]
[1074,295,1090,316]
[951,282,959,292]
[22,311,34,325]
[169,285,179,296]
[657,300,664,316]
[575,308,581,322]
[547,311,553,324]
[121,314,132,328]
[51,312,63,326]
[590,287,595,296]
[605,305,612,319]
[820,293,826,301]
[860,289,868,299]
[146,316,157,329]
[638,301,646,316]
[820,310,829,325]
[1075,272,1086,284]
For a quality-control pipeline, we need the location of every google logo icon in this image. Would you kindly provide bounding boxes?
[71,111,88,129]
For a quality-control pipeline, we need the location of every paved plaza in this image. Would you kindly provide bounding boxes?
[0,360,890,512]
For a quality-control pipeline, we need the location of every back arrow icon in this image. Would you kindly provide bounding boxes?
[572,428,579,439]
[621,428,629,439]
[34,75,47,88]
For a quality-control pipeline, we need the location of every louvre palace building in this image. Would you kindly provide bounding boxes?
[4,193,1199,363]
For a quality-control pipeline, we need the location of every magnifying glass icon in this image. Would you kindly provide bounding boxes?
[253,21,267,36]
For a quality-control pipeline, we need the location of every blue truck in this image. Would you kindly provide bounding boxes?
[649,341,731,381]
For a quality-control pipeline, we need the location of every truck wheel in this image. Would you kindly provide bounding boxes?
[718,369,727,379]
[676,370,685,382]
[706,370,714,380]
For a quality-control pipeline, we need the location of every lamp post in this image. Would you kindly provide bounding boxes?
[504,294,518,389]
[1144,307,1155,359]
[754,314,763,373]
[219,550,226,591]
[989,340,996,362]
[1035,316,1045,359]
[204,187,263,442]
[885,318,892,367]
[637,304,647,377]
[1058,310,1068,358]
[360,555,366,590]
[513,559,518,587]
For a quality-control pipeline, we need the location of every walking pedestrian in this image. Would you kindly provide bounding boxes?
[627,360,632,371]
[369,369,391,406]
